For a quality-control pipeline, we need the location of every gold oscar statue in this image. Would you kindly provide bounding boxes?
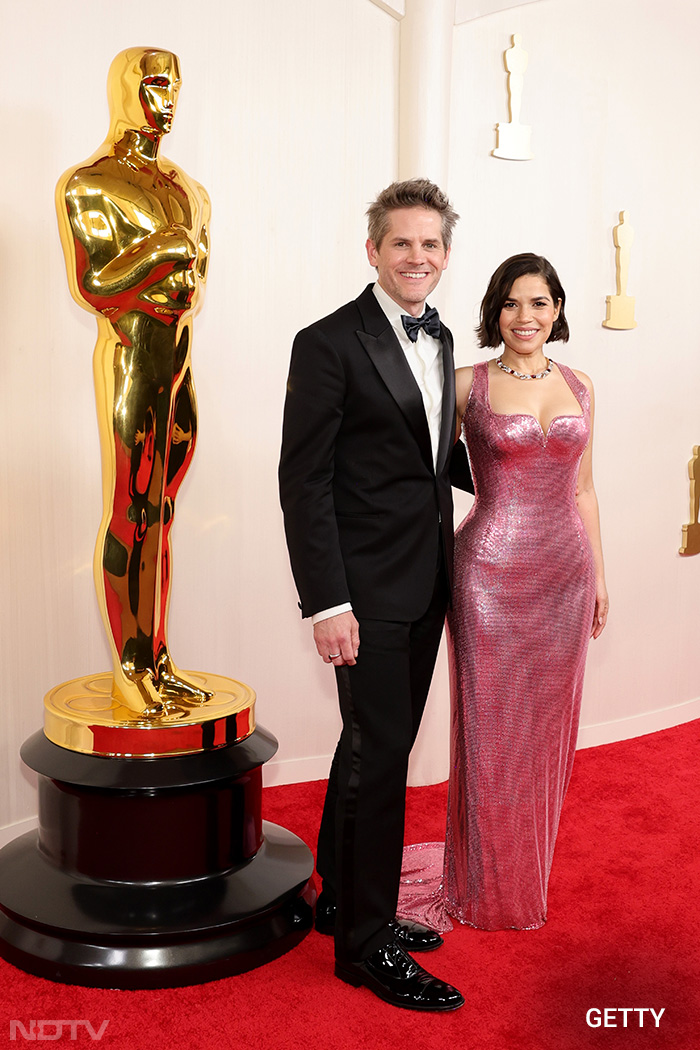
[51,47,254,754]
[603,210,637,330]
[680,446,700,556]
[0,49,311,989]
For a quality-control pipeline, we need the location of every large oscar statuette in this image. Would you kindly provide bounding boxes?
[0,48,313,988]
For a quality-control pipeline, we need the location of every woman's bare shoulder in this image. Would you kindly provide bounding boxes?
[455,365,475,406]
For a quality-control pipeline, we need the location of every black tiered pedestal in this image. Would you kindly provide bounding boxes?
[0,727,315,988]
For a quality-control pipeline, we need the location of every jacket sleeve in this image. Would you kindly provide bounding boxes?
[278,326,351,618]
[449,436,475,494]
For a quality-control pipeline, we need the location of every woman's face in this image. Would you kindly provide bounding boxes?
[498,274,561,358]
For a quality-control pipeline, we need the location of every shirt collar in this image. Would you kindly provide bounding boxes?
[372,281,430,330]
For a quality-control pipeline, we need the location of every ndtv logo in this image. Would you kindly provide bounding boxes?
[10,1021,109,1041]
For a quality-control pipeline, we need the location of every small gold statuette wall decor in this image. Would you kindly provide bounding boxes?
[603,210,637,330]
[493,33,534,161]
[680,446,700,556]
[54,47,254,755]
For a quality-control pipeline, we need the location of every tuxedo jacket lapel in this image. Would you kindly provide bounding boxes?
[355,286,434,473]
[356,328,435,472]
[436,325,456,475]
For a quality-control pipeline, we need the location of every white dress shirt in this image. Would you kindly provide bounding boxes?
[371,282,444,471]
[312,282,444,626]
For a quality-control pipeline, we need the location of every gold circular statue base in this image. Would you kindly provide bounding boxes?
[44,672,256,758]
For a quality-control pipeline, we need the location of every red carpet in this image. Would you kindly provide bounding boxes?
[1,719,698,1049]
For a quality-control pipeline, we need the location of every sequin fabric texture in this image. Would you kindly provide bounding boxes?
[398,361,596,931]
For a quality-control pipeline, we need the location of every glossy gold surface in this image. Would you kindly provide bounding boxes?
[56,48,214,718]
[44,673,256,757]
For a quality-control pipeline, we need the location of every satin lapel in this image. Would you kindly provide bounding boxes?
[436,325,456,474]
[356,326,434,473]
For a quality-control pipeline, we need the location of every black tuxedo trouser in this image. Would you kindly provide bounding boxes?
[316,569,449,963]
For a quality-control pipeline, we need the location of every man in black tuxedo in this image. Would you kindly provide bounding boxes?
[279,179,472,1011]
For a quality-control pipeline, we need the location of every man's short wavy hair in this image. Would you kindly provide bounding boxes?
[367,178,459,251]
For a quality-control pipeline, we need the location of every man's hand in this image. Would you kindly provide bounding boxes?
[313,612,360,666]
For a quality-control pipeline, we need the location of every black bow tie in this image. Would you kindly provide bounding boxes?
[401,306,441,342]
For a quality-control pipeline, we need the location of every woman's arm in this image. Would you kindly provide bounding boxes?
[575,373,609,639]
[454,366,474,441]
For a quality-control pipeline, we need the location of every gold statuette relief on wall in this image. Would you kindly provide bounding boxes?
[603,210,637,330]
[492,34,534,161]
[53,48,254,754]
[679,446,700,557]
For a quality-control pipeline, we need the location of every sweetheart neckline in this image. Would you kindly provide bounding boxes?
[486,407,584,441]
[482,360,585,440]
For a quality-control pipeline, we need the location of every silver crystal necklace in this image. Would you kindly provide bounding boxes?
[496,356,553,381]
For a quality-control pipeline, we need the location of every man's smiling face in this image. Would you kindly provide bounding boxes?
[366,206,450,317]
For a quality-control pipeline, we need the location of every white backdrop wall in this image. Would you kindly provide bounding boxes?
[0,0,698,844]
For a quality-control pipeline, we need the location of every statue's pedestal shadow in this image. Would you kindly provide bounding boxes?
[0,727,315,988]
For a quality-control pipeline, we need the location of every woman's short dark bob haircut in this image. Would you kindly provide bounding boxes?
[476,253,570,348]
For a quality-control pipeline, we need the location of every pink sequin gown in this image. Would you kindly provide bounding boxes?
[399,360,596,932]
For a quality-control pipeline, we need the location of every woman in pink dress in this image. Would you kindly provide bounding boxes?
[399,254,608,932]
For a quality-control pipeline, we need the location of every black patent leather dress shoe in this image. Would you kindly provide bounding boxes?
[314,893,337,936]
[388,918,443,952]
[335,941,464,1012]
[315,894,444,952]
